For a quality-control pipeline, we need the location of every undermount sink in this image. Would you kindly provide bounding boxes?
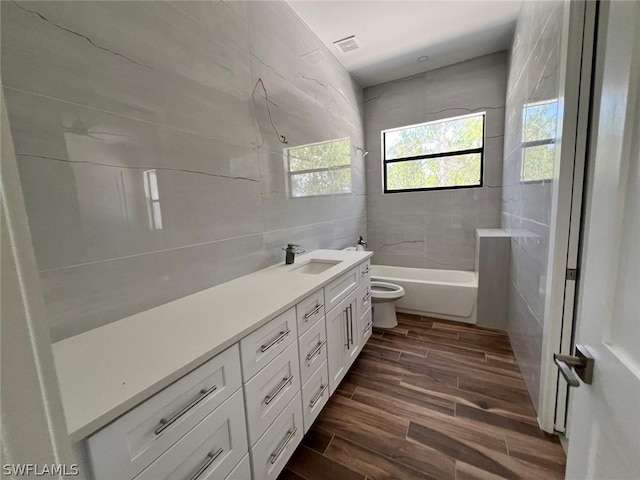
[289,259,342,275]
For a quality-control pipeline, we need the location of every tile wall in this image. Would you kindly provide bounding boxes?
[1,1,365,341]
[501,0,566,411]
[363,52,507,271]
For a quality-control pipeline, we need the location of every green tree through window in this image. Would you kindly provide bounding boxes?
[383,113,485,192]
[285,138,351,197]
[521,100,558,182]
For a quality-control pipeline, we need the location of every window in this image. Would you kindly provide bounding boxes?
[285,138,351,198]
[382,112,485,193]
[143,169,163,230]
[521,99,558,182]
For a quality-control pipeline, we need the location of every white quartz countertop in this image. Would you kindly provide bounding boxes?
[52,249,372,442]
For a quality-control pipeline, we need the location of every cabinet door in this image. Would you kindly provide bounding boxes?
[326,299,347,395]
[344,294,360,370]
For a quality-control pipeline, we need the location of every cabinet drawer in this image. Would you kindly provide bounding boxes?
[324,267,359,313]
[250,393,303,480]
[244,341,301,446]
[361,306,372,345]
[87,345,242,480]
[359,259,371,281]
[298,317,327,385]
[224,455,251,480]
[357,282,372,318]
[301,360,330,433]
[295,288,325,336]
[134,389,247,480]
[240,308,297,381]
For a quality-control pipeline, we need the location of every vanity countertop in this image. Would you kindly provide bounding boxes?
[52,249,372,442]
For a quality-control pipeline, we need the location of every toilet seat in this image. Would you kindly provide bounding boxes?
[371,281,405,300]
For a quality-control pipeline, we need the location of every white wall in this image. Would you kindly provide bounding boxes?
[1,1,366,341]
[364,52,507,271]
[501,0,567,412]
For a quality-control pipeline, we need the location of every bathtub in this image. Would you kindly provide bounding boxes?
[370,265,478,324]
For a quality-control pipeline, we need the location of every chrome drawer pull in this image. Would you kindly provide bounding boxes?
[304,303,324,320]
[188,448,224,480]
[348,304,354,346]
[306,340,326,363]
[260,329,290,353]
[154,385,217,435]
[264,375,293,405]
[344,306,350,350]
[269,427,297,464]
[363,291,371,303]
[309,383,328,408]
[362,266,370,274]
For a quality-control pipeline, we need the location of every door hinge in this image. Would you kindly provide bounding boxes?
[566,268,578,281]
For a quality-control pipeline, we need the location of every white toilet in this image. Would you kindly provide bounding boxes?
[371,281,405,329]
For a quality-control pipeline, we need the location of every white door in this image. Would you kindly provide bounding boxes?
[564,1,640,478]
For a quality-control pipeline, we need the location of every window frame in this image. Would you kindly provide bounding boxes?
[284,137,352,198]
[520,99,558,184]
[382,112,486,194]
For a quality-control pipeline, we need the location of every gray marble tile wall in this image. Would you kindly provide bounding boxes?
[501,0,566,412]
[1,1,365,341]
[363,52,507,271]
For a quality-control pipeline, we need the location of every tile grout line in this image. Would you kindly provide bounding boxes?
[330,432,445,480]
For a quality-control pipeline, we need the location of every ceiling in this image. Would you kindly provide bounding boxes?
[288,0,522,87]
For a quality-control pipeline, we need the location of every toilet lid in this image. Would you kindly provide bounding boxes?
[370,281,405,299]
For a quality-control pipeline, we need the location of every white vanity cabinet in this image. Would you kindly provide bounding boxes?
[359,259,371,282]
[241,306,301,480]
[297,317,328,386]
[357,281,373,347]
[326,289,359,395]
[240,308,297,381]
[243,341,301,445]
[133,389,247,480]
[223,455,251,480]
[325,262,371,396]
[85,345,246,480]
[249,393,304,480]
[324,266,359,312]
[301,360,330,432]
[295,288,325,336]
[74,252,374,480]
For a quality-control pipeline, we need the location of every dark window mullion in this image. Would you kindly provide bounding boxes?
[383,147,484,164]
[522,138,555,148]
[382,112,485,193]
[289,164,350,175]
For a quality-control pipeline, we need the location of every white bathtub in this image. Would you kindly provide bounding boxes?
[370,265,478,324]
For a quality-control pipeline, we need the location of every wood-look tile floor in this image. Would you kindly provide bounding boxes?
[278,313,566,480]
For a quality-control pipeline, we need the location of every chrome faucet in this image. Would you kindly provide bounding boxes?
[283,244,304,264]
[357,236,367,249]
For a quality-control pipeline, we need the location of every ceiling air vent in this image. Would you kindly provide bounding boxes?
[333,35,359,54]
